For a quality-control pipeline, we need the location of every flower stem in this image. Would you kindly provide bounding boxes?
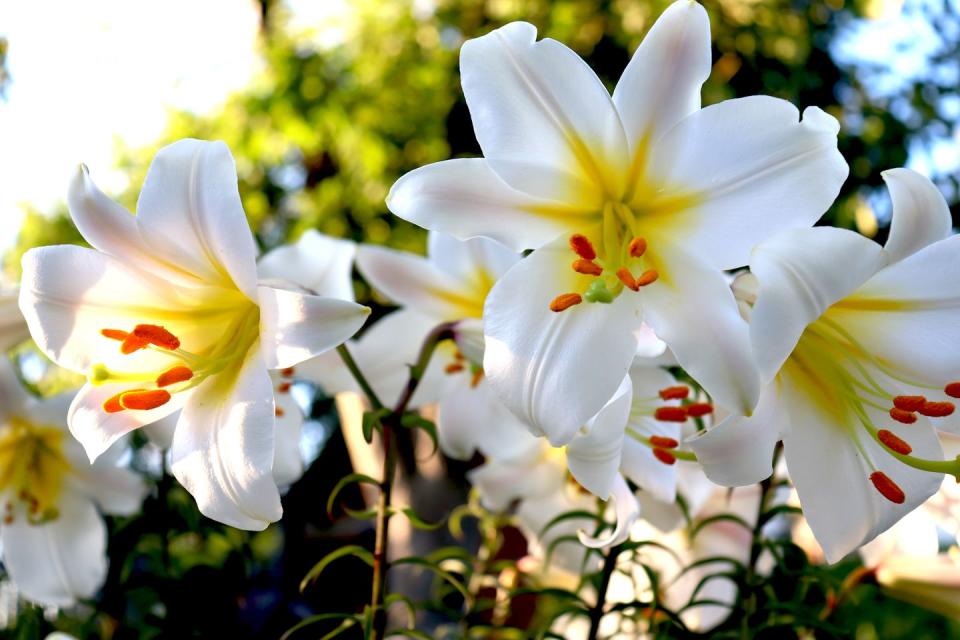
[355,322,455,640]
[336,343,385,410]
[587,542,625,640]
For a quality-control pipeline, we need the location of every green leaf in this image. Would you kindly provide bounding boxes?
[280,613,357,640]
[300,545,374,592]
[392,556,471,603]
[362,408,390,443]
[689,513,752,543]
[539,509,603,538]
[399,507,445,531]
[326,472,380,518]
[384,592,419,629]
[400,413,439,456]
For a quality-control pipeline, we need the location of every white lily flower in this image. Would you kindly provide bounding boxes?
[0,359,147,607]
[690,168,960,562]
[387,0,847,446]
[0,291,30,352]
[18,140,370,530]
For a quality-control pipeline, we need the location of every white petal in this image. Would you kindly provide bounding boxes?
[881,168,952,264]
[628,363,677,399]
[620,437,677,503]
[258,230,357,301]
[460,22,628,202]
[1,490,106,607]
[69,381,187,462]
[356,244,484,320]
[646,98,847,270]
[0,290,29,352]
[387,159,590,253]
[72,460,148,517]
[831,234,960,387]
[452,318,486,365]
[467,443,566,511]
[782,388,942,563]
[136,139,260,299]
[641,244,760,415]
[170,347,282,530]
[437,378,539,461]
[578,474,639,548]
[428,231,521,285]
[749,227,886,382]
[687,383,785,486]
[18,245,212,374]
[612,0,711,146]
[143,411,178,450]
[566,376,633,497]
[273,383,305,486]
[0,356,28,423]
[483,240,639,446]
[257,285,370,370]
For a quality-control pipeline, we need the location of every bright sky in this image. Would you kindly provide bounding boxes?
[0,0,263,252]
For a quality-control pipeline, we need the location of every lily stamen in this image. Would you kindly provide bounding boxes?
[655,406,687,422]
[658,386,690,400]
[649,435,679,449]
[893,395,926,411]
[572,258,603,276]
[652,448,677,465]
[945,382,960,398]
[919,401,955,417]
[445,363,465,374]
[877,429,913,455]
[118,389,172,411]
[889,407,917,424]
[616,267,639,291]
[686,402,714,417]
[156,366,193,388]
[636,269,659,287]
[628,237,647,258]
[869,471,905,504]
[549,293,583,312]
[569,234,597,260]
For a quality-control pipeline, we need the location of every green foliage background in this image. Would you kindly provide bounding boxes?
[2,0,960,638]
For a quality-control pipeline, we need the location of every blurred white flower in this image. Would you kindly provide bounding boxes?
[0,291,29,352]
[0,358,146,607]
[388,0,847,448]
[19,139,370,530]
[691,168,960,562]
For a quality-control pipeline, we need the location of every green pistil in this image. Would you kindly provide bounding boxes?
[584,279,614,304]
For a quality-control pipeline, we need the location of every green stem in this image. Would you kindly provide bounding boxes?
[336,343,385,410]
[339,322,455,640]
[587,542,625,640]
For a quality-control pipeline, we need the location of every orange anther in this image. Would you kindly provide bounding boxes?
[275,406,285,417]
[945,382,960,398]
[652,448,677,465]
[569,234,596,260]
[133,324,180,350]
[877,429,913,455]
[572,258,603,276]
[889,407,917,424]
[636,269,659,287]
[280,367,296,377]
[628,237,647,258]
[119,389,171,411]
[454,351,466,361]
[869,471,905,504]
[277,382,292,393]
[686,403,714,418]
[616,268,639,291]
[445,363,465,374]
[156,366,193,388]
[549,293,582,312]
[658,386,689,400]
[920,401,955,417]
[655,406,687,422]
[471,368,484,388]
[101,328,130,341]
[120,335,149,354]
[649,435,679,449]
[102,393,126,414]
[893,395,926,412]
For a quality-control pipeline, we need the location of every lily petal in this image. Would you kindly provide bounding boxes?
[647,98,847,270]
[642,244,760,415]
[749,227,886,383]
[428,231,520,286]
[1,490,106,607]
[612,0,711,147]
[69,381,187,462]
[170,347,282,530]
[257,284,370,370]
[566,376,634,497]
[782,389,942,563]
[621,437,678,504]
[468,443,567,511]
[460,22,628,203]
[136,139,260,299]
[830,234,960,388]
[258,230,357,301]
[438,378,539,461]
[0,357,28,423]
[72,462,148,517]
[881,168,952,264]
[272,380,305,486]
[483,239,639,446]
[687,383,785,486]
[578,474,639,548]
